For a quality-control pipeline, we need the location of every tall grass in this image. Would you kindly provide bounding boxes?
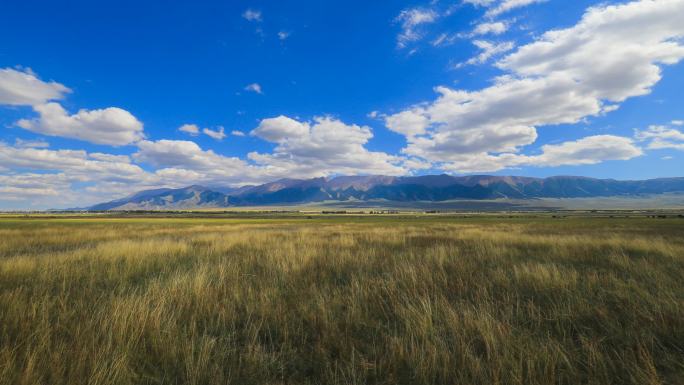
[0,217,683,384]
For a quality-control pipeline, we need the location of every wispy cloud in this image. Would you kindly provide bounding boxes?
[472,21,508,35]
[244,83,263,94]
[456,40,515,67]
[485,0,546,18]
[242,9,262,22]
[385,0,684,172]
[14,138,50,149]
[395,7,439,48]
[278,31,291,41]
[635,123,684,151]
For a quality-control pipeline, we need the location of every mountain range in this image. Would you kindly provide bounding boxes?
[86,175,684,211]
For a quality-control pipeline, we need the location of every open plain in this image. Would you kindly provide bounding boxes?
[0,214,683,385]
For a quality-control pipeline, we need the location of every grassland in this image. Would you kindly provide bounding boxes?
[0,215,683,385]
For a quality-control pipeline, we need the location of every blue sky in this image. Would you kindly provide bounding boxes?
[1,0,683,208]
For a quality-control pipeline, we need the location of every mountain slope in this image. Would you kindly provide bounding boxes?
[87,175,684,210]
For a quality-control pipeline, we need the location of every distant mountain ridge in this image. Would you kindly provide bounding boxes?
[87,175,684,210]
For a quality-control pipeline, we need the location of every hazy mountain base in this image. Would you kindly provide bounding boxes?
[309,194,684,211]
[145,193,684,212]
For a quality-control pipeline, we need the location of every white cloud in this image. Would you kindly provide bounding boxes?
[402,157,433,171]
[442,135,642,173]
[386,0,684,171]
[203,126,226,140]
[134,140,248,174]
[278,31,291,40]
[0,173,71,199]
[179,123,200,136]
[14,138,49,149]
[251,115,309,142]
[0,68,70,106]
[180,123,228,140]
[672,120,684,126]
[395,8,439,48]
[89,153,132,163]
[384,109,430,138]
[0,141,181,208]
[242,9,262,22]
[473,21,508,35]
[533,135,642,166]
[0,143,160,208]
[132,140,284,188]
[432,33,458,47]
[485,0,546,18]
[463,0,497,7]
[244,83,263,94]
[16,102,144,146]
[635,124,684,150]
[250,115,407,176]
[0,142,144,180]
[458,40,515,67]
[231,130,246,137]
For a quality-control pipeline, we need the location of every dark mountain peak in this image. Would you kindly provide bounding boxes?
[244,177,327,195]
[396,174,459,187]
[124,187,175,200]
[327,175,398,191]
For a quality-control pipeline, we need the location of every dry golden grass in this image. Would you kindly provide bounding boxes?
[0,216,683,384]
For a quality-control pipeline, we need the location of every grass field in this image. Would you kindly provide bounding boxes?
[0,215,683,385]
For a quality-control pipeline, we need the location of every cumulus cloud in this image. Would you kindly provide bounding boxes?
[231,130,246,137]
[0,68,70,106]
[384,109,430,138]
[442,135,643,173]
[532,135,643,166]
[16,102,144,146]
[179,123,200,136]
[0,142,145,180]
[395,7,439,48]
[251,115,309,142]
[0,138,274,207]
[0,141,165,208]
[203,126,226,140]
[635,124,684,150]
[386,0,684,172]
[0,141,188,207]
[132,140,283,189]
[134,140,247,173]
[0,115,407,207]
[0,173,71,199]
[250,115,407,176]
